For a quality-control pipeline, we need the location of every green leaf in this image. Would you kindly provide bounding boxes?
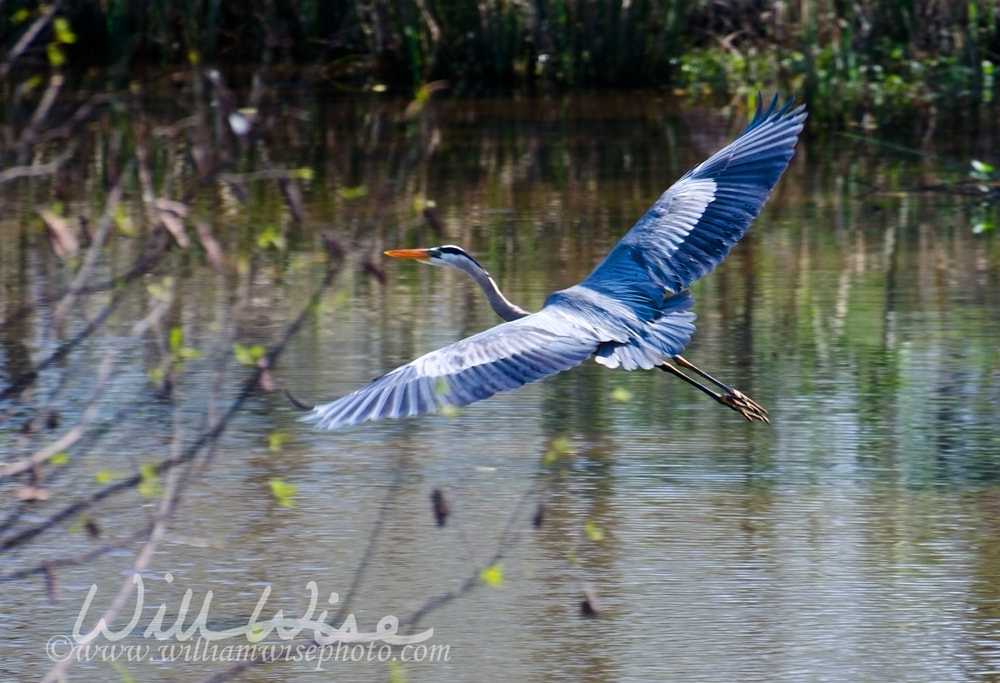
[551,436,573,455]
[110,661,136,683]
[169,327,184,352]
[542,435,575,466]
[269,478,297,507]
[146,277,174,302]
[247,623,268,643]
[23,75,44,92]
[611,386,632,403]
[138,463,162,499]
[583,520,605,543]
[268,431,289,453]
[338,185,367,200]
[53,17,77,44]
[256,225,286,251]
[95,469,122,484]
[177,347,201,360]
[388,660,407,683]
[46,43,66,68]
[479,562,503,588]
[114,205,137,237]
[233,343,265,366]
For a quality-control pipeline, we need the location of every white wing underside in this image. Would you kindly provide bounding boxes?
[302,294,698,430]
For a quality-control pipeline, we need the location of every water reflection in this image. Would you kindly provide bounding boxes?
[1,91,998,681]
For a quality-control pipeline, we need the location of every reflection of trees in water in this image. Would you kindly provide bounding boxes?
[0,62,639,681]
[0,62,419,680]
[2,37,999,682]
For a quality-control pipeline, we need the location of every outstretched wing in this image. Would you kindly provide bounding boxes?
[581,95,806,304]
[304,95,806,430]
[302,306,601,430]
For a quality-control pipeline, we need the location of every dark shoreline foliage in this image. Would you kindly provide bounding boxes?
[1,0,999,118]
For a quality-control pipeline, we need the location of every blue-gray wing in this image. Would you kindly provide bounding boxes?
[547,285,697,370]
[582,95,806,304]
[301,307,601,430]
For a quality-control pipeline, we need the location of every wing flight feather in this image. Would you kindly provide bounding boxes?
[582,95,806,301]
[302,307,599,430]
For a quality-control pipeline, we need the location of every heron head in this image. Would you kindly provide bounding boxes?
[384,245,482,271]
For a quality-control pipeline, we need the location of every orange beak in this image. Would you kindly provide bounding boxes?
[384,248,432,261]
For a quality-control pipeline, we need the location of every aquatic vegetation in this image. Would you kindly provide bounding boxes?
[2,0,997,118]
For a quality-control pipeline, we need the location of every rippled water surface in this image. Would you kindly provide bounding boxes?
[2,92,999,681]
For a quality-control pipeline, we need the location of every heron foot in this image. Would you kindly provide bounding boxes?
[659,357,770,423]
[718,388,769,423]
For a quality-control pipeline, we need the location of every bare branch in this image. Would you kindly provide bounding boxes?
[0,141,77,185]
[0,526,152,583]
[0,257,343,552]
[19,73,65,162]
[41,410,186,682]
[52,173,127,321]
[0,0,64,81]
[0,350,115,482]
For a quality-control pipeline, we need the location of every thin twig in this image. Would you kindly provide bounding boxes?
[0,0,64,81]
[398,474,548,628]
[52,171,128,321]
[0,526,152,583]
[196,453,408,682]
[0,286,130,401]
[0,141,77,184]
[41,408,186,682]
[0,258,342,552]
[19,73,65,163]
[0,350,115,481]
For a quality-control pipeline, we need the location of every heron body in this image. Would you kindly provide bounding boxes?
[303,95,806,430]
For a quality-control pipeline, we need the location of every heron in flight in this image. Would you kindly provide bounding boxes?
[303,95,806,430]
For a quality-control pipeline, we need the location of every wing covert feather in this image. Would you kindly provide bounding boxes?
[302,308,599,430]
[583,95,806,301]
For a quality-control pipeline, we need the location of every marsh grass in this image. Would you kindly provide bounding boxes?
[2,0,999,118]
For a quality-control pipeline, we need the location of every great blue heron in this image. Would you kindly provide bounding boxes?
[302,95,806,430]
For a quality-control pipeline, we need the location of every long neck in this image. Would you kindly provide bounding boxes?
[455,259,531,321]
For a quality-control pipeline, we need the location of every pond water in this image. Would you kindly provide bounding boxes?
[2,90,999,682]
